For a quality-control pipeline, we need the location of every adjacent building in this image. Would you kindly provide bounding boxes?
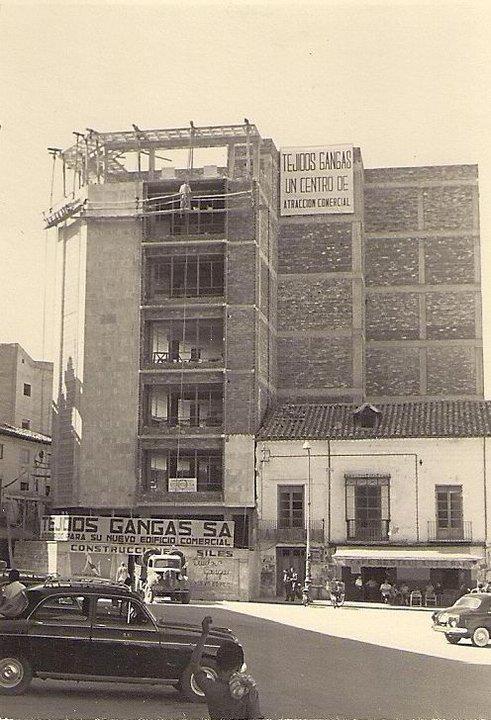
[257,401,491,602]
[0,423,51,562]
[0,343,53,435]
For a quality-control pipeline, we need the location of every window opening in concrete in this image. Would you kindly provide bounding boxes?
[23,383,31,397]
[149,319,224,364]
[146,384,223,428]
[145,449,222,493]
[150,255,224,300]
[21,419,31,430]
[145,179,226,238]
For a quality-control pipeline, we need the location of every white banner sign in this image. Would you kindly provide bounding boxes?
[41,515,235,548]
[280,144,354,216]
[168,477,198,493]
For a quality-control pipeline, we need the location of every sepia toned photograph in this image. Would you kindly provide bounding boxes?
[0,1,490,718]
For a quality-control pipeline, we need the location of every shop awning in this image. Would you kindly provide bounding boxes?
[332,546,484,569]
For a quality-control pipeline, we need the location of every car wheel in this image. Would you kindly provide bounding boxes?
[471,626,490,648]
[0,656,32,695]
[445,634,461,644]
[179,661,218,703]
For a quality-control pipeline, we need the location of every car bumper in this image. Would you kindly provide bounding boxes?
[432,624,468,635]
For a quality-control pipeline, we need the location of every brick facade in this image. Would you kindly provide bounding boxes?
[363,163,481,400]
[366,347,421,396]
[278,276,352,332]
[279,223,352,274]
[366,293,420,341]
[278,336,353,390]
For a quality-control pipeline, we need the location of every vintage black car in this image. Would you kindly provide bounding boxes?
[0,578,240,698]
[432,592,491,647]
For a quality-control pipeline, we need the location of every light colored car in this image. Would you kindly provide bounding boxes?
[144,553,191,604]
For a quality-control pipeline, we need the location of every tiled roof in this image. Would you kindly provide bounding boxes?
[258,400,491,440]
[0,423,52,444]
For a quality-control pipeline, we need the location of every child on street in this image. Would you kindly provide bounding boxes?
[188,616,263,720]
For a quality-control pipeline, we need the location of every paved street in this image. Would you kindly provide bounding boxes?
[2,602,490,720]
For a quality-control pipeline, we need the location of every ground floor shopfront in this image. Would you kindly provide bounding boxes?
[257,542,490,604]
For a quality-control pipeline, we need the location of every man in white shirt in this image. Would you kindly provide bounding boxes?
[0,569,27,617]
[179,181,191,212]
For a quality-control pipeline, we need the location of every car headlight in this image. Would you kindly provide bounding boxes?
[449,617,458,627]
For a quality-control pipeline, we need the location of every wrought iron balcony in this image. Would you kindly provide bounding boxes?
[427,520,472,542]
[346,519,390,542]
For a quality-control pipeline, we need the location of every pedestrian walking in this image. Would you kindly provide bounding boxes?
[116,561,128,584]
[188,616,263,720]
[354,575,363,601]
[289,567,299,601]
[282,568,291,601]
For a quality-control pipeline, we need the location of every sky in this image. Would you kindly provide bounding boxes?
[0,0,490,390]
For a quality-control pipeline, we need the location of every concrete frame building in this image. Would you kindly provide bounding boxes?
[48,124,277,554]
[42,122,484,598]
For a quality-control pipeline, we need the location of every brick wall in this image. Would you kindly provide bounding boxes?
[365,187,419,232]
[366,293,420,340]
[279,223,352,274]
[426,292,476,339]
[226,180,254,241]
[227,243,256,305]
[424,237,475,284]
[278,276,352,331]
[366,347,420,396]
[278,336,353,390]
[225,374,256,433]
[365,237,419,286]
[426,346,477,395]
[364,164,481,400]
[226,307,255,372]
[423,187,474,230]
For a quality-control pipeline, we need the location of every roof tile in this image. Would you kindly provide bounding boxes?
[258,400,491,440]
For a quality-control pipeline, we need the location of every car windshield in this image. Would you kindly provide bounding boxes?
[453,595,482,610]
[152,558,181,569]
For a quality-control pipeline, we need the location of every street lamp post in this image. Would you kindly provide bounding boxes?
[303,440,312,593]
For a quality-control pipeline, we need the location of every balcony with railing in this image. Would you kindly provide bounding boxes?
[427,520,472,543]
[143,319,224,370]
[143,180,228,241]
[346,519,390,543]
[141,385,223,436]
[138,449,223,504]
[257,520,325,545]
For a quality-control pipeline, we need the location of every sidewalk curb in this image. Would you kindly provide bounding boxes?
[253,599,436,612]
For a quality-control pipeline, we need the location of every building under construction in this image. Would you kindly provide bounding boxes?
[43,121,483,597]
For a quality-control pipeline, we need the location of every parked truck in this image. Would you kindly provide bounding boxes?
[138,549,191,604]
